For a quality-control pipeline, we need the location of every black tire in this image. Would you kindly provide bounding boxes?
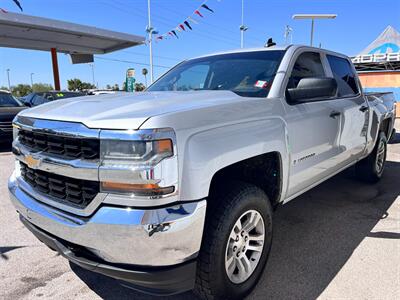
[355,132,387,183]
[195,181,273,300]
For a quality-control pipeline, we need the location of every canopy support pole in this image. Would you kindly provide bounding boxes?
[51,48,61,91]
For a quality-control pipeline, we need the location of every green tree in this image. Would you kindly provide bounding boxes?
[32,83,53,93]
[112,84,119,91]
[134,83,146,92]
[67,78,95,91]
[142,68,148,87]
[67,78,82,91]
[12,84,32,97]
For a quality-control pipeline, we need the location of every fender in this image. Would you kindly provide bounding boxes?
[179,117,289,201]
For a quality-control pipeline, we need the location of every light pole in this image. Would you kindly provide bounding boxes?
[284,25,293,44]
[30,72,34,87]
[146,0,154,84]
[292,14,337,46]
[239,0,248,48]
[89,63,96,87]
[6,69,11,91]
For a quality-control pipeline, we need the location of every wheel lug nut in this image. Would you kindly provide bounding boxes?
[236,252,240,257]
[242,247,246,252]
[233,246,237,252]
[241,231,245,237]
[245,236,248,241]
[236,235,239,242]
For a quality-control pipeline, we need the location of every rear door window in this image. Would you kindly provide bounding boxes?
[327,55,359,97]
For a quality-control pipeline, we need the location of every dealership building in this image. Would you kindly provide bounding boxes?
[352,26,400,116]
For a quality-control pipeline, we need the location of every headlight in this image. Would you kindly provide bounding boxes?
[99,128,178,198]
[12,124,20,141]
[101,139,173,165]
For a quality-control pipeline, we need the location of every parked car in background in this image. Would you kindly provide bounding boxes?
[87,89,116,95]
[21,91,86,107]
[0,90,26,142]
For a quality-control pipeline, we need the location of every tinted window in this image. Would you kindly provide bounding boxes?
[149,51,285,98]
[0,93,21,107]
[173,64,210,91]
[287,52,325,89]
[31,94,48,106]
[327,55,359,97]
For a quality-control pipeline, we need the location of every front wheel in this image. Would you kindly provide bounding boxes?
[195,182,273,300]
[355,132,387,183]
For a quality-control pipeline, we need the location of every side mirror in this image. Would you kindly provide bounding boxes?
[287,77,337,103]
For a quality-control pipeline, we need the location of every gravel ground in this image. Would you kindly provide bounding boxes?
[0,121,399,300]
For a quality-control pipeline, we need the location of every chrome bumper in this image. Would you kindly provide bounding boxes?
[8,172,206,267]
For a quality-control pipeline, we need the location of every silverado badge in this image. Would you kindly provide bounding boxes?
[25,155,41,169]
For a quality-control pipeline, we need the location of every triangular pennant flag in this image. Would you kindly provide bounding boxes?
[13,0,23,11]
[201,4,214,13]
[188,17,198,24]
[179,24,186,31]
[194,10,203,18]
[171,30,179,38]
[156,36,163,40]
[175,26,182,32]
[184,21,193,30]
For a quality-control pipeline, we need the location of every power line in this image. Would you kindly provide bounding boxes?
[155,1,266,45]
[103,0,240,47]
[94,56,174,69]
[120,50,182,62]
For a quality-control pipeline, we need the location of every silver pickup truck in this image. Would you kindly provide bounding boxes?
[8,45,396,299]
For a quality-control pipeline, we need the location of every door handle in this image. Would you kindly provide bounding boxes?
[359,106,369,112]
[330,111,341,118]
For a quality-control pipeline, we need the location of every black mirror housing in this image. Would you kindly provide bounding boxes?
[287,77,337,103]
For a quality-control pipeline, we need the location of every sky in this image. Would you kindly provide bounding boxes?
[0,0,399,90]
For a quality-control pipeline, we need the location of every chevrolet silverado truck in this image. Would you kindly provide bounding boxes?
[8,45,396,299]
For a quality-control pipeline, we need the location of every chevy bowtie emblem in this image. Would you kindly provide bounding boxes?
[25,155,41,169]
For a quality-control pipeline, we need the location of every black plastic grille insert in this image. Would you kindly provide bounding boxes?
[20,162,99,208]
[18,129,99,159]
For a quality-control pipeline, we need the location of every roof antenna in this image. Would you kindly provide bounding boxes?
[265,38,276,48]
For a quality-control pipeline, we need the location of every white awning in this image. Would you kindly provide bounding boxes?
[0,11,145,54]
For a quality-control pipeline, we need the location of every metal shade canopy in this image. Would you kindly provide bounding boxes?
[0,12,145,90]
[0,12,145,54]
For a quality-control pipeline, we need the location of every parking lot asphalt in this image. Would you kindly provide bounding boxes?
[0,121,399,300]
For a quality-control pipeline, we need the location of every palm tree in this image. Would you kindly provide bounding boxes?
[142,68,148,87]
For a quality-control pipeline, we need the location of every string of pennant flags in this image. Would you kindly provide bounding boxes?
[1,0,23,13]
[155,0,219,42]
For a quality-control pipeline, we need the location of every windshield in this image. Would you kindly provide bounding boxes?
[0,93,22,107]
[148,50,285,98]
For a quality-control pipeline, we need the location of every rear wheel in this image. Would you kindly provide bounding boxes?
[195,181,273,300]
[355,132,387,183]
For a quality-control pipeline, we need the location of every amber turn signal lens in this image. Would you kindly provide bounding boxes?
[155,139,173,154]
[101,181,175,196]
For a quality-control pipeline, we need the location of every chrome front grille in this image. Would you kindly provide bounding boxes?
[0,121,12,132]
[20,162,99,208]
[18,129,100,159]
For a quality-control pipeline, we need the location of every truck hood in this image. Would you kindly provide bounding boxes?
[18,91,242,129]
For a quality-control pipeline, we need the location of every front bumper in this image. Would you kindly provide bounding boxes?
[20,216,197,296]
[8,172,206,267]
